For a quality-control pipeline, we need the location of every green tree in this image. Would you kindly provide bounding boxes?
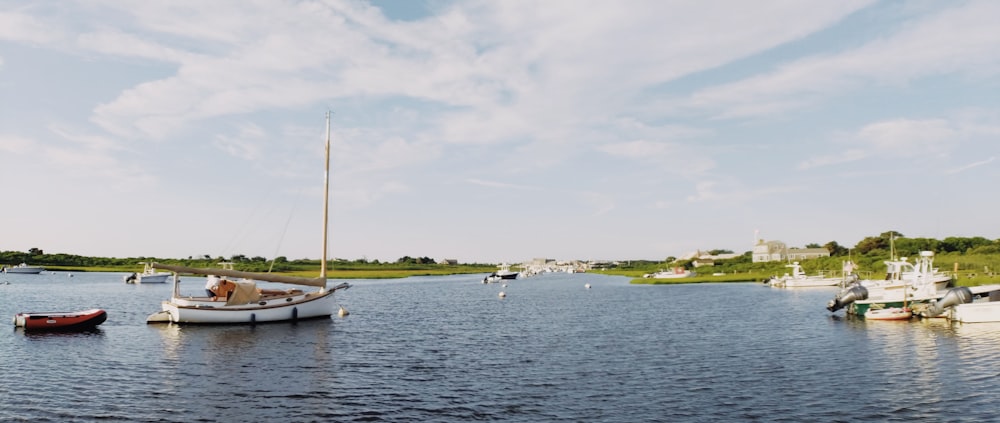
[854,236,888,255]
[824,241,848,256]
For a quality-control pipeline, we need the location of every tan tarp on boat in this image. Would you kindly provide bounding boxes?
[226,281,262,306]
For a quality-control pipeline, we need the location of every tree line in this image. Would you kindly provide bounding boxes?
[0,249,487,271]
[809,231,1000,258]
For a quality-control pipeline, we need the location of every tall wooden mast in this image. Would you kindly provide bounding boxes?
[321,111,331,279]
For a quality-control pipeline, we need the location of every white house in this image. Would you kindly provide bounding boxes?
[752,239,829,263]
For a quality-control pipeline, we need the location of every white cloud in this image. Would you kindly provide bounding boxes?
[466,178,535,190]
[945,157,995,174]
[856,118,957,157]
[0,10,63,43]
[579,191,615,216]
[213,123,266,160]
[797,149,868,170]
[799,114,1000,170]
[597,139,716,175]
[0,134,35,153]
[77,30,196,63]
[687,1,1000,119]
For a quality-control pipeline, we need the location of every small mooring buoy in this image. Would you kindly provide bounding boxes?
[338,306,350,317]
[498,291,506,298]
[585,283,591,289]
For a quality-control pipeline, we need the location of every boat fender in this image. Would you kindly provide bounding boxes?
[923,287,973,317]
[292,307,298,321]
[250,313,256,323]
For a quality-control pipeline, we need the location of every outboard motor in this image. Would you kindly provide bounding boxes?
[827,285,868,312]
[923,287,973,318]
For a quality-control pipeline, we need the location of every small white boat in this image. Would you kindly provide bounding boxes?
[483,263,519,283]
[865,278,913,320]
[3,263,45,274]
[496,263,519,280]
[864,307,912,320]
[644,267,695,279]
[768,262,852,288]
[124,262,171,284]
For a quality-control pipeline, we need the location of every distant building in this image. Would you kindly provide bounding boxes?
[785,248,830,261]
[680,250,740,265]
[692,258,715,268]
[752,239,829,263]
[437,258,458,265]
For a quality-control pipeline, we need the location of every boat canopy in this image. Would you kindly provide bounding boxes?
[227,281,262,305]
[152,263,328,288]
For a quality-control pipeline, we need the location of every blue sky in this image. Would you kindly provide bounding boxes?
[2,1,999,264]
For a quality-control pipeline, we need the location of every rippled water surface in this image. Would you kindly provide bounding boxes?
[2,271,999,422]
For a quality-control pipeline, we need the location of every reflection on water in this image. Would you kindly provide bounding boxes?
[3,272,1000,421]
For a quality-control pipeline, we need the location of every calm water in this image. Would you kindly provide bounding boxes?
[2,271,999,422]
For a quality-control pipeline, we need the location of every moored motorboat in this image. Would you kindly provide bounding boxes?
[497,263,519,280]
[13,308,107,331]
[923,285,1000,323]
[948,301,1000,323]
[768,261,853,288]
[644,267,695,279]
[124,262,171,284]
[3,263,45,274]
[827,251,952,315]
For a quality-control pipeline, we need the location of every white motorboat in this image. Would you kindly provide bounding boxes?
[921,285,1000,322]
[146,112,350,324]
[827,251,956,314]
[644,267,695,279]
[484,263,519,283]
[3,263,45,274]
[768,262,852,288]
[124,262,171,284]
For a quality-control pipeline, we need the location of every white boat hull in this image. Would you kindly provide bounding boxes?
[772,277,843,288]
[137,273,170,284]
[864,307,912,320]
[949,301,1000,323]
[156,290,337,324]
[4,266,44,274]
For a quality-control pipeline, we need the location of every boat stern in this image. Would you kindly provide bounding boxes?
[146,310,173,324]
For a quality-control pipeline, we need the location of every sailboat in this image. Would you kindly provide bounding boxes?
[146,112,350,324]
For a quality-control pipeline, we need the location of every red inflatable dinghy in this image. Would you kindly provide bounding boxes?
[13,308,107,331]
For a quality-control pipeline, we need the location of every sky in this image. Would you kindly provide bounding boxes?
[2,0,1000,264]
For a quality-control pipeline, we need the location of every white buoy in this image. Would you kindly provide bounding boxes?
[585,283,591,289]
[501,283,508,288]
[338,306,350,317]
[498,291,506,298]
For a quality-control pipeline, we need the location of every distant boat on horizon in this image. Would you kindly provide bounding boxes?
[3,263,45,274]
